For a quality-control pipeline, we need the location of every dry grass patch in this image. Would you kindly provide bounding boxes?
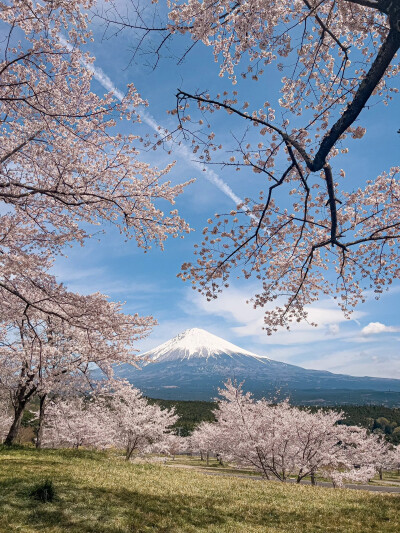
[0,447,399,533]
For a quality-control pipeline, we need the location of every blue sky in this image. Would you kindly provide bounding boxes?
[53,2,400,379]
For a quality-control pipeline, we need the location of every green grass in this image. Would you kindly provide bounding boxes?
[0,447,399,533]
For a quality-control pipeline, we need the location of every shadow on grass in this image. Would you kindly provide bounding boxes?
[0,479,228,533]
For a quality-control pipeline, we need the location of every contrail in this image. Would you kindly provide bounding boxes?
[59,35,243,207]
[138,108,243,205]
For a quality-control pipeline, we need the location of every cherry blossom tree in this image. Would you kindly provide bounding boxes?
[96,380,179,460]
[41,396,109,449]
[289,408,374,485]
[211,381,380,485]
[35,371,105,450]
[41,383,180,456]
[190,421,221,465]
[355,432,398,480]
[0,393,12,442]
[0,0,193,447]
[0,0,191,319]
[0,292,153,445]
[392,444,400,474]
[168,0,400,332]
[214,382,301,480]
[101,0,400,331]
[162,433,187,459]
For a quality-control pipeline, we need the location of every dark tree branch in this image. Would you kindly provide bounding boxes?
[311,25,400,170]
[343,0,385,10]
[302,0,349,58]
[0,131,41,165]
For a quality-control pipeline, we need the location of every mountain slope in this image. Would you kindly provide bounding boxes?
[117,328,400,406]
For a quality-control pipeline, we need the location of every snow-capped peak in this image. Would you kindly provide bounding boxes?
[140,328,267,363]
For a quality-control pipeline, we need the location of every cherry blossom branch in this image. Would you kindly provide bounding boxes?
[176,90,314,167]
[0,131,41,165]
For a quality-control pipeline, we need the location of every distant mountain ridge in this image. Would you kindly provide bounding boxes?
[117,328,400,406]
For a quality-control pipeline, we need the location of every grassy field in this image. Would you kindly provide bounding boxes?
[0,447,399,533]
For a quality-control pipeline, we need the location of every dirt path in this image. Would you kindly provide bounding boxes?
[165,462,400,493]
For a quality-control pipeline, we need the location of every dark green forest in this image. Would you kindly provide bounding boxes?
[148,398,216,437]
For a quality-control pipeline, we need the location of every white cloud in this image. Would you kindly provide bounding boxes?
[185,285,364,349]
[361,322,399,335]
[51,259,163,301]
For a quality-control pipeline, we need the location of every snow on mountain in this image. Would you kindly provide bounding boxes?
[140,328,267,363]
[114,328,400,405]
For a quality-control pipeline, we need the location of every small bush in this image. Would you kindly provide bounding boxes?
[30,479,56,503]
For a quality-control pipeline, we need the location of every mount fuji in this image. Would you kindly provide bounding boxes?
[117,328,400,406]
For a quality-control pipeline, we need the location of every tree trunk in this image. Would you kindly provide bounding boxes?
[310,472,316,486]
[206,451,209,466]
[126,443,136,461]
[379,468,383,481]
[35,393,47,449]
[4,368,37,446]
[4,401,27,445]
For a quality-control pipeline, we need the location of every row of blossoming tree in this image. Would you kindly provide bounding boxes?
[0,0,190,445]
[1,0,400,463]
[39,380,179,459]
[1,378,399,487]
[189,381,400,487]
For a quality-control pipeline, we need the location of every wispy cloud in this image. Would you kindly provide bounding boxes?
[302,346,400,379]
[52,259,164,300]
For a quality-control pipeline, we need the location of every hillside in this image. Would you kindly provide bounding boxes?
[0,447,399,533]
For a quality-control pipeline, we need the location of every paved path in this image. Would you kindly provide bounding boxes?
[165,463,400,494]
